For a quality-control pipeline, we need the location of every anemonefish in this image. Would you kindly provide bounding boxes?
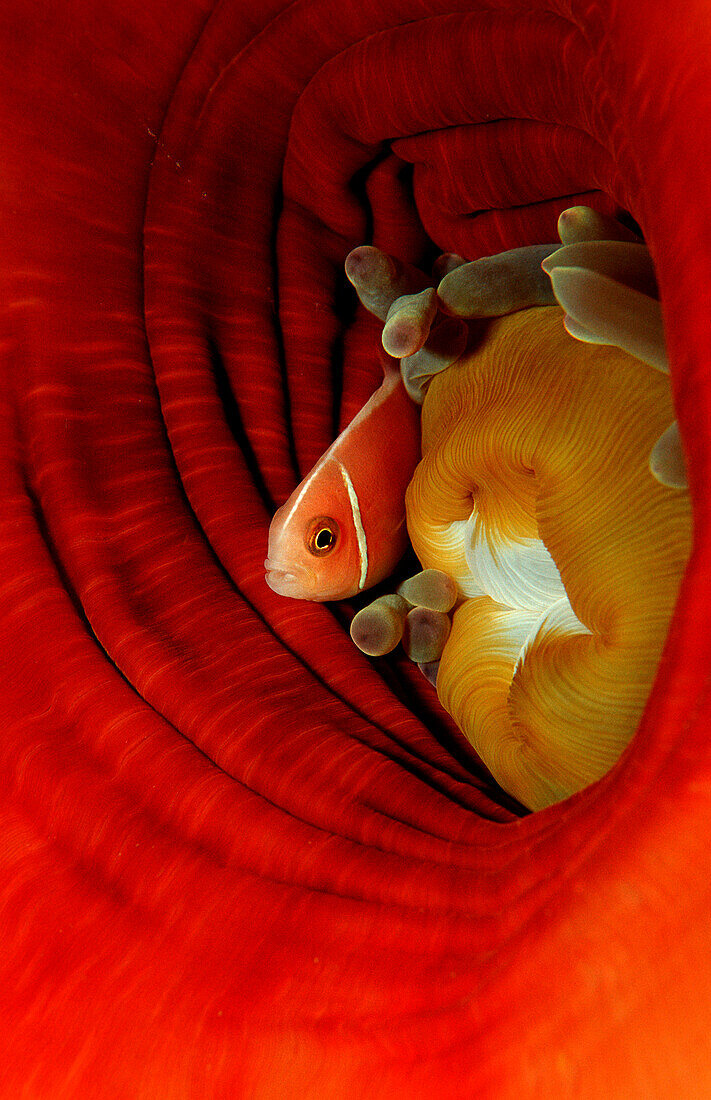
[266,224,682,605]
[265,353,422,601]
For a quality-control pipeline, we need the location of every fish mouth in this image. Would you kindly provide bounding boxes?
[264,558,312,598]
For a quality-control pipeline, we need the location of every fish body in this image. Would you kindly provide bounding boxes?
[265,356,421,601]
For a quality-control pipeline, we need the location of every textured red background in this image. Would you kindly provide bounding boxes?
[2,1,711,1095]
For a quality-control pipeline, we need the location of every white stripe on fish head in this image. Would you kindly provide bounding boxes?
[338,462,368,591]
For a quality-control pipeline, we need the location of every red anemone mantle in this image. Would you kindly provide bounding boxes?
[2,1,711,1096]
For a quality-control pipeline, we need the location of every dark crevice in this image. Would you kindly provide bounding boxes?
[207,330,275,515]
[269,177,302,487]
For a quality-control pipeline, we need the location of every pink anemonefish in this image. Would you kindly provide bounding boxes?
[265,354,421,601]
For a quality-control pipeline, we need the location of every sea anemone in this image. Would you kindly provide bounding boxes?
[407,307,692,809]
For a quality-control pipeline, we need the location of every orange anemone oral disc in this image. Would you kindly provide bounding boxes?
[406,307,692,811]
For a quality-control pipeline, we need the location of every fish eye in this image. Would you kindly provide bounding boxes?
[307,517,339,556]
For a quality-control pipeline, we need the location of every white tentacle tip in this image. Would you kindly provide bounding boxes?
[649,421,688,489]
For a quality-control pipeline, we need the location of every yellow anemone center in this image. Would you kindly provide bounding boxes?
[406,308,691,811]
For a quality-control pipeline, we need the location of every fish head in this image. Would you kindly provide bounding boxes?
[265,457,368,601]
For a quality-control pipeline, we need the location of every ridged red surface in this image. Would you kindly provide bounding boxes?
[2,1,711,1096]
